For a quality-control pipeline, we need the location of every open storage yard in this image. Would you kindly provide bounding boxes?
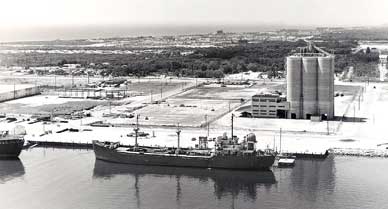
[0,75,387,154]
[128,99,241,127]
[176,82,284,100]
[0,95,106,115]
[102,82,284,127]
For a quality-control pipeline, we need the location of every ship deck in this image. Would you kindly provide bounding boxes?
[116,148,213,158]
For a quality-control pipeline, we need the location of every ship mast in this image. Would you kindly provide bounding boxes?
[231,113,234,139]
[134,114,140,149]
[279,128,282,154]
[176,123,181,155]
[205,114,210,138]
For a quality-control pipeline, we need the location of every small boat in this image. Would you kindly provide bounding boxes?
[277,155,296,168]
[275,128,296,168]
[0,131,25,158]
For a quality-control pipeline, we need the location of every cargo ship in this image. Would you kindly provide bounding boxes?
[0,131,25,158]
[93,114,275,170]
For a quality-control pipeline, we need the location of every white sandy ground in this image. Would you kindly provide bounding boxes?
[1,79,388,155]
[6,95,90,107]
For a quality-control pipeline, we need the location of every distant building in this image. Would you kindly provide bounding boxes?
[316,27,345,33]
[216,30,224,35]
[63,64,81,69]
[364,47,380,56]
[251,92,289,118]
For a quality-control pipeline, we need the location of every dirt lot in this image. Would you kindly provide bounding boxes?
[108,98,241,127]
[0,95,105,115]
[176,82,284,100]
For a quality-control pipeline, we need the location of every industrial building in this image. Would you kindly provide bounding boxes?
[251,92,289,118]
[286,44,334,120]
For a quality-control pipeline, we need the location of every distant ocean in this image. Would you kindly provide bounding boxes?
[0,24,300,43]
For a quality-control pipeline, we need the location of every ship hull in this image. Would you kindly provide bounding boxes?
[93,141,275,170]
[0,139,24,158]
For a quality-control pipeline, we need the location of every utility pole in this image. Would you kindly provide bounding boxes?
[13,78,16,100]
[279,128,282,153]
[150,90,153,103]
[327,118,329,135]
[207,118,210,139]
[71,73,74,88]
[273,135,276,152]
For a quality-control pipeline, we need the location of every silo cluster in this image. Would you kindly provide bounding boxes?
[286,53,334,120]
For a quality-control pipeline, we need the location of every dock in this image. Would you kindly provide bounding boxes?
[282,151,330,159]
[25,140,93,149]
[332,148,388,158]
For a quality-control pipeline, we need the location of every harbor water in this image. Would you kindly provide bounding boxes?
[1,148,388,209]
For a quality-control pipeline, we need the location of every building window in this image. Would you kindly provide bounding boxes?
[269,105,276,108]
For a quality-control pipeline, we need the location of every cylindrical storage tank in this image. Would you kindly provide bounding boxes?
[286,56,302,119]
[318,56,335,119]
[330,56,335,118]
[302,57,318,118]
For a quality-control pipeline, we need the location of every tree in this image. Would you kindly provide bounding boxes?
[247,63,259,72]
[208,61,219,70]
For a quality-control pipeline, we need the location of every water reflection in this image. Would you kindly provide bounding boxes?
[93,159,276,202]
[0,158,25,183]
[290,155,336,201]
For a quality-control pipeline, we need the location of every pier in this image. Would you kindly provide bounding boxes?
[332,148,388,158]
[25,140,93,149]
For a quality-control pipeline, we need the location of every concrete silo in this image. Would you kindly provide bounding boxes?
[286,56,303,119]
[302,57,319,118]
[317,56,335,119]
[286,45,335,120]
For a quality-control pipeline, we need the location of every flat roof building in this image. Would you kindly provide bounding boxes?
[251,92,289,118]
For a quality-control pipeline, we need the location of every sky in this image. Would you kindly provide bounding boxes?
[0,0,387,28]
[0,0,387,42]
